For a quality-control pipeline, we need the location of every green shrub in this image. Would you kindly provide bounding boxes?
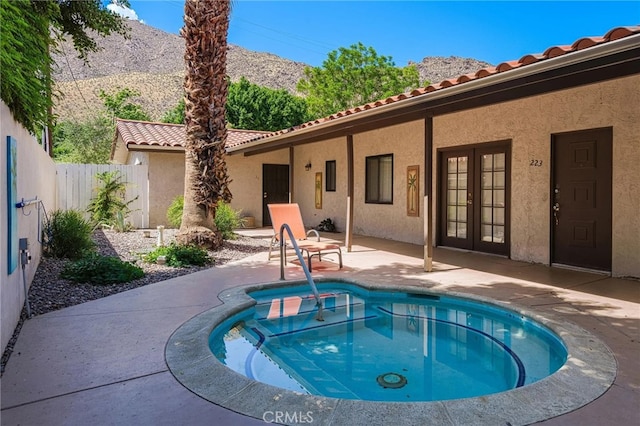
[61,253,144,284]
[167,197,241,240]
[112,210,133,233]
[86,171,137,230]
[167,195,184,228]
[214,201,242,240]
[144,242,210,268]
[43,209,95,259]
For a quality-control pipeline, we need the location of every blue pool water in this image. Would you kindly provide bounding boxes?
[209,282,567,402]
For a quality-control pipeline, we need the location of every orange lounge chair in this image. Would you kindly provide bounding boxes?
[267,203,343,272]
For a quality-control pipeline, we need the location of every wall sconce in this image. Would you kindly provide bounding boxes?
[305,161,312,171]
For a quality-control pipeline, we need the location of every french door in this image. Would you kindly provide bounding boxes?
[439,143,510,256]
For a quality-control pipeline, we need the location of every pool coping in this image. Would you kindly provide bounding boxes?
[165,278,617,426]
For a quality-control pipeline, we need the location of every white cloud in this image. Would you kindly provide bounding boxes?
[107,1,143,23]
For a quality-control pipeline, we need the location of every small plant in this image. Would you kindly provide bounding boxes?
[112,210,133,232]
[167,195,184,229]
[86,171,137,230]
[166,197,241,239]
[316,218,336,232]
[144,242,210,268]
[43,209,95,259]
[214,201,243,240]
[61,253,144,284]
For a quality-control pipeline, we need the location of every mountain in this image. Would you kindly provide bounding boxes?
[52,20,492,122]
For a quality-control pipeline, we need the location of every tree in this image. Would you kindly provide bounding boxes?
[52,116,113,164]
[52,87,150,163]
[40,0,130,61]
[297,42,421,118]
[163,78,311,131]
[177,0,232,249]
[162,98,186,124]
[99,87,151,121]
[0,0,128,150]
[1,0,54,134]
[227,77,311,131]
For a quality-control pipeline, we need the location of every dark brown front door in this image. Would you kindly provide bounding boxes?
[552,128,612,271]
[439,143,510,256]
[262,164,289,226]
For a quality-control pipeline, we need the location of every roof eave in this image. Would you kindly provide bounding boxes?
[229,34,640,156]
[127,144,185,153]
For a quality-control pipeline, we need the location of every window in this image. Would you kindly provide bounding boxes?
[326,160,336,192]
[366,154,393,203]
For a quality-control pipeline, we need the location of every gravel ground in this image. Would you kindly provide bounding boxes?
[1,228,271,375]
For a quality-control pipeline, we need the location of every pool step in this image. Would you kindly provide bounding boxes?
[254,296,366,322]
[255,340,361,399]
[237,324,362,399]
[247,298,389,399]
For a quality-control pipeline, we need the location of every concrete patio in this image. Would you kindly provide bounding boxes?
[1,231,638,425]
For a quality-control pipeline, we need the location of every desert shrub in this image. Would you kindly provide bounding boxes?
[112,210,133,232]
[166,195,184,228]
[43,209,95,259]
[214,201,242,240]
[168,198,241,240]
[144,242,210,268]
[86,171,137,230]
[61,253,144,284]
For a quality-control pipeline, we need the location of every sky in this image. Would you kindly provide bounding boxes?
[107,1,640,67]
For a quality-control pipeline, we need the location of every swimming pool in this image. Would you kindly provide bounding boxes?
[166,279,616,425]
[209,282,567,401]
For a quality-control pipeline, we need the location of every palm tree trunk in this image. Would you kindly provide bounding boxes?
[177,0,232,249]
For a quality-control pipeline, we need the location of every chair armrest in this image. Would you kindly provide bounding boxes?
[306,229,320,241]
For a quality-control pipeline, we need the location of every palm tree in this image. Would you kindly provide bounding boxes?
[177,0,232,249]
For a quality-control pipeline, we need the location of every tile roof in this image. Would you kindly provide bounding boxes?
[231,25,640,149]
[115,118,270,150]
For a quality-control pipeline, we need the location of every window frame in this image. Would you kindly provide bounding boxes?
[365,153,394,204]
[325,160,336,192]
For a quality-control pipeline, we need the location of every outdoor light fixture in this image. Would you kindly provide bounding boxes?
[305,162,312,171]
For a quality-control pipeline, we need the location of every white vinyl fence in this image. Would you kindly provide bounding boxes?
[56,164,149,229]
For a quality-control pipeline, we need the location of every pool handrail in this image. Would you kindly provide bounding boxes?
[278,223,324,321]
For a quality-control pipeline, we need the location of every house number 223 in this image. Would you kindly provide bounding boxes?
[530,159,543,167]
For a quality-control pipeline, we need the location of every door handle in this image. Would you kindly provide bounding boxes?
[467,192,473,205]
[263,192,268,199]
[553,202,560,225]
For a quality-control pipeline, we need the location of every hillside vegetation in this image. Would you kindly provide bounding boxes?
[52,20,492,123]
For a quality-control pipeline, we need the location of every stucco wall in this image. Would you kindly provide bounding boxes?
[351,120,426,245]
[433,75,640,277]
[281,121,425,244]
[227,149,289,227]
[293,138,348,231]
[282,121,425,244]
[146,152,184,228]
[134,149,291,229]
[1,102,57,352]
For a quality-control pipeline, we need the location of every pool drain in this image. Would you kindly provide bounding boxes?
[377,372,407,389]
